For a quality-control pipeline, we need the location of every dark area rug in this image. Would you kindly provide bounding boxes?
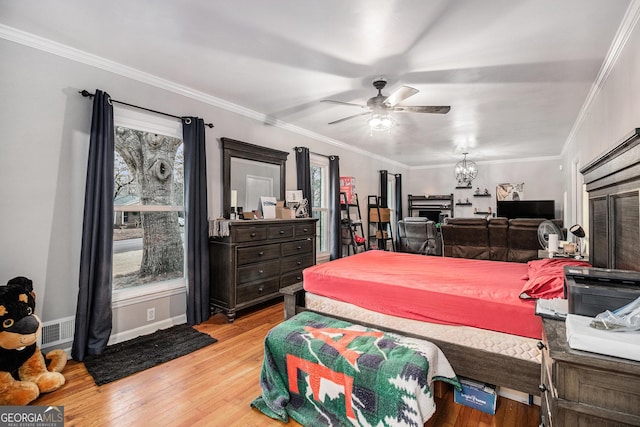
[84,324,217,385]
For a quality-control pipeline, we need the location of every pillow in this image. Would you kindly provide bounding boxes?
[520,258,591,299]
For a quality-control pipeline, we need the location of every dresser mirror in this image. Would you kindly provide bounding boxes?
[221,137,288,219]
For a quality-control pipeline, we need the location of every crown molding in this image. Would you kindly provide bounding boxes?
[0,24,406,169]
[409,154,562,171]
[562,0,640,156]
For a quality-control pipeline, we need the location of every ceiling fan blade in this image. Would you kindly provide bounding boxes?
[383,86,419,107]
[393,105,451,114]
[320,99,367,109]
[328,112,371,125]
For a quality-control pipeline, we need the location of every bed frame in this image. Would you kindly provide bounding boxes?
[281,283,541,396]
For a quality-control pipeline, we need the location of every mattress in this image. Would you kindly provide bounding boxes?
[303,251,541,339]
[306,292,541,364]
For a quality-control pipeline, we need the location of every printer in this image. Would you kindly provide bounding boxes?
[564,266,640,317]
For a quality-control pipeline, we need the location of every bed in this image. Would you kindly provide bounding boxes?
[299,251,590,396]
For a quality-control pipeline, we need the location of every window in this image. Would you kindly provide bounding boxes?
[388,174,397,224]
[311,154,329,258]
[112,108,185,293]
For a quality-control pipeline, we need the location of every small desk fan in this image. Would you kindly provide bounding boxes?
[537,220,563,250]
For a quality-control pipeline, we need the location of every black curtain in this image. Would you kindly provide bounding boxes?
[72,90,114,361]
[329,156,341,260]
[295,147,312,208]
[379,170,388,207]
[183,117,210,325]
[395,174,403,249]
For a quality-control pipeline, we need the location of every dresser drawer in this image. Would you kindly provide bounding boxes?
[237,259,280,284]
[233,226,268,243]
[281,254,314,273]
[281,239,313,257]
[268,224,294,240]
[236,244,280,265]
[237,278,280,304]
[281,270,305,288]
[295,223,315,237]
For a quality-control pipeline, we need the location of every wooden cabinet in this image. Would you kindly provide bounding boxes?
[209,218,317,322]
[539,318,640,427]
[581,128,640,271]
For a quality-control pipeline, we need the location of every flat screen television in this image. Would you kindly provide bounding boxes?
[497,200,555,219]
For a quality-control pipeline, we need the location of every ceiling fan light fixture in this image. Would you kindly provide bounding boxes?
[454,152,478,187]
[368,113,395,132]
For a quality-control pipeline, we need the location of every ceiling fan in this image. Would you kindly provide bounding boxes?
[321,78,451,125]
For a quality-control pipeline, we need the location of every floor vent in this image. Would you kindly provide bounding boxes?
[40,316,75,346]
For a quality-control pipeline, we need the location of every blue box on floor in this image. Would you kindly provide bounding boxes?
[453,377,497,415]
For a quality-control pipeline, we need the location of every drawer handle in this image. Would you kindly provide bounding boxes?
[250,232,256,237]
[279,230,285,234]
[538,384,547,393]
[296,276,302,281]
[303,228,308,232]
[258,286,264,292]
[297,246,302,250]
[259,270,264,274]
[258,251,264,256]
[296,261,302,265]
[537,341,546,350]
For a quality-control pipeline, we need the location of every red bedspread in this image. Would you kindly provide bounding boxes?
[303,251,541,339]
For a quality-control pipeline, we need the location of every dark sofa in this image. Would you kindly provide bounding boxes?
[440,217,564,263]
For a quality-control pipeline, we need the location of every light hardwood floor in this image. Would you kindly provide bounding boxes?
[35,300,539,426]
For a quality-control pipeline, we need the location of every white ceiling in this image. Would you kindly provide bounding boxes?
[0,0,632,167]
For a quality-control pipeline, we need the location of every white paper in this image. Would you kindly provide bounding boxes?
[260,196,277,219]
[548,234,558,251]
[565,314,640,361]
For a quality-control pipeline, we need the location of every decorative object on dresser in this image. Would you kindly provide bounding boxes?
[539,318,640,427]
[209,218,317,322]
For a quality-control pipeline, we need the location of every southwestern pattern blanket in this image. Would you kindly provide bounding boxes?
[251,312,460,426]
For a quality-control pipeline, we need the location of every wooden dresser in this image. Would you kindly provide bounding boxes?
[539,318,640,427]
[209,218,317,322]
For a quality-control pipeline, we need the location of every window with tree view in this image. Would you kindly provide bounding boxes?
[112,124,185,291]
[311,155,329,256]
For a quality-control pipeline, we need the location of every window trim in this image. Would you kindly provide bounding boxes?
[112,106,186,297]
[310,154,330,258]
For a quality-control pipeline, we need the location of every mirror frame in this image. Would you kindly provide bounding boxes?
[221,137,289,219]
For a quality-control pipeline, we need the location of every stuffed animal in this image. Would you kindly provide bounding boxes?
[0,276,67,405]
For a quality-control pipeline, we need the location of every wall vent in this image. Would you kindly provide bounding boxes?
[40,316,75,347]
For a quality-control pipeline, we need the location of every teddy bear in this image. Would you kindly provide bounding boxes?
[0,276,67,405]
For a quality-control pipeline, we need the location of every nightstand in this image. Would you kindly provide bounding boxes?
[539,318,640,426]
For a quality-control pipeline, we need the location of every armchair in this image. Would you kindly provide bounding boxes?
[398,218,441,255]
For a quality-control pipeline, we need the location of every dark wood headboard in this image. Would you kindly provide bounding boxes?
[581,128,640,271]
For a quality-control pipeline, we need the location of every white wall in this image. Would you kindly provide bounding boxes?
[561,6,640,231]
[407,157,565,220]
[0,38,406,340]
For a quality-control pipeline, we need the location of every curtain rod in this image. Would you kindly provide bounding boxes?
[79,90,214,128]
[293,146,332,159]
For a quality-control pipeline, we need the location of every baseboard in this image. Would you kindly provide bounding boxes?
[499,387,541,406]
[108,314,188,345]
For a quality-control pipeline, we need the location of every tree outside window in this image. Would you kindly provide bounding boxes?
[112,126,185,290]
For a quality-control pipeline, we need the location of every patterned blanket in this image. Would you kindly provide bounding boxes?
[251,312,460,426]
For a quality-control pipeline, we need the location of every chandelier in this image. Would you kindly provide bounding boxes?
[454,152,478,187]
[368,113,395,133]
